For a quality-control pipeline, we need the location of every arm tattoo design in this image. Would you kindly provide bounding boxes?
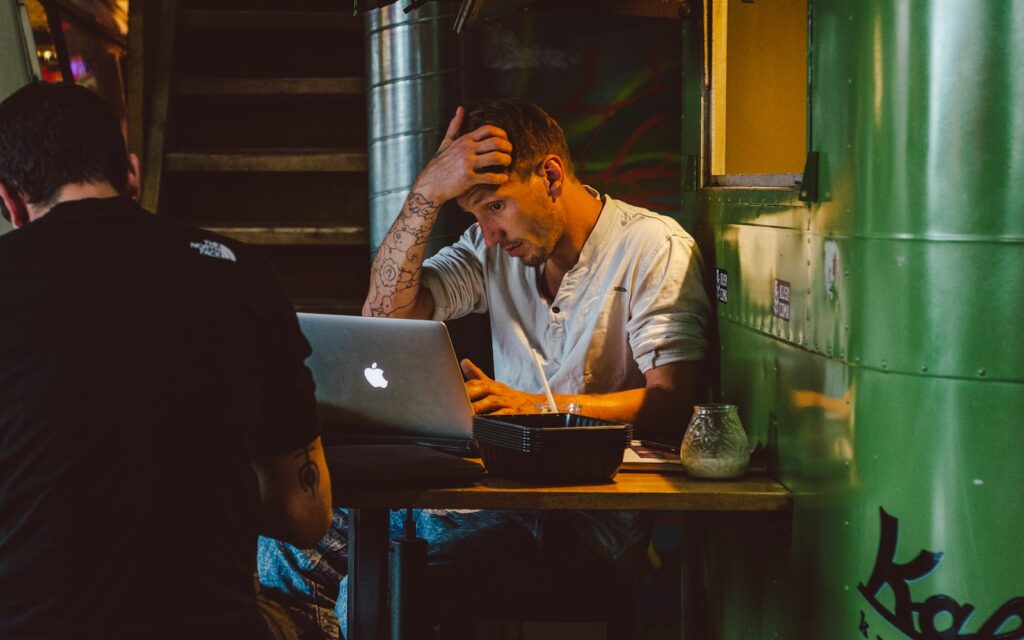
[296,445,319,495]
[406,193,437,218]
[367,191,440,317]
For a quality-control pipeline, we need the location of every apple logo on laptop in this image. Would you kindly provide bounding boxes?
[364,362,389,389]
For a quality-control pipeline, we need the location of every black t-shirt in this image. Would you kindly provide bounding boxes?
[0,197,320,638]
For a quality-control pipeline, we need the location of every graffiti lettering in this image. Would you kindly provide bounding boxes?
[858,508,1024,640]
[859,610,871,637]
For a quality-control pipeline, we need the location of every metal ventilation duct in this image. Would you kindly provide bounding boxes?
[365,2,465,257]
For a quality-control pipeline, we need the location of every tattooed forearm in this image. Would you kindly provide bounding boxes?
[366,191,440,317]
[296,445,319,495]
[406,192,438,218]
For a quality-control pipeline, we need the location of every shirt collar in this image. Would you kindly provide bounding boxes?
[574,186,617,269]
[41,196,137,222]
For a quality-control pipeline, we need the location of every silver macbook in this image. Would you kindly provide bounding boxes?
[297,313,475,449]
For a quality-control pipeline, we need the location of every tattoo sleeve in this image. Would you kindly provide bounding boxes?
[296,445,320,495]
[366,191,440,317]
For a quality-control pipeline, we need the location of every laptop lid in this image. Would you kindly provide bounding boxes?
[298,313,475,444]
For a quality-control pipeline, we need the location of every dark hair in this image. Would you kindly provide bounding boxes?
[462,99,574,180]
[0,82,128,206]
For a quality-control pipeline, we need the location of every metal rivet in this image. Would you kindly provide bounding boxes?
[978,369,987,377]
[921,365,929,373]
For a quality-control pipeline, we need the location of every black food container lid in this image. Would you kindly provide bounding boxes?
[472,413,632,484]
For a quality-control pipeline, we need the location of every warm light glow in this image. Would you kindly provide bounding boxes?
[711,0,729,176]
[711,0,808,177]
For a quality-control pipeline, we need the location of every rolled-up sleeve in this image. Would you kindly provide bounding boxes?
[421,224,489,321]
[627,234,711,372]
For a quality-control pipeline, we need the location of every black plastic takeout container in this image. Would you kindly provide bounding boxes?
[473,413,632,484]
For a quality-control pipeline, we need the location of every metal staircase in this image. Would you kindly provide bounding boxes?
[130,0,370,314]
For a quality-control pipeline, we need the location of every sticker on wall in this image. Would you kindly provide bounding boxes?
[824,240,839,300]
[858,508,1023,640]
[716,268,728,303]
[773,279,791,320]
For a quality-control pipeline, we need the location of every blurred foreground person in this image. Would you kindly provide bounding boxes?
[0,82,332,639]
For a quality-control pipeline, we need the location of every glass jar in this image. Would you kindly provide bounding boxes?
[679,404,751,479]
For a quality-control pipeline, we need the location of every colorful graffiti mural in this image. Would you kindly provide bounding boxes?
[474,14,684,220]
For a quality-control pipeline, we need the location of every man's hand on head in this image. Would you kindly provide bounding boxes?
[461,358,543,415]
[414,106,513,204]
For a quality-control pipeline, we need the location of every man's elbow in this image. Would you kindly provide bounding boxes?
[269,499,333,549]
[290,507,333,549]
[362,287,436,319]
[254,437,334,547]
[635,384,690,440]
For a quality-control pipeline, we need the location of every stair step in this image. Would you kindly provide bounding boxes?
[204,225,368,246]
[293,297,365,316]
[174,77,365,96]
[179,9,361,30]
[165,149,367,172]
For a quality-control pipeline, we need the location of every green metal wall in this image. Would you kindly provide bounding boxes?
[687,1,1024,637]
[1,0,37,236]
[0,1,36,101]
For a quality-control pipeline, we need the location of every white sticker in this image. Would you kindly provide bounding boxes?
[773,279,791,320]
[825,240,839,300]
[716,268,728,303]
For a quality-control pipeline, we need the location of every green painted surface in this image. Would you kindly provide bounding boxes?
[687,1,1024,637]
[0,0,36,102]
[1,0,38,237]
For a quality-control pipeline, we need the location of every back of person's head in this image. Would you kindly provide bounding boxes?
[462,98,575,180]
[0,81,128,207]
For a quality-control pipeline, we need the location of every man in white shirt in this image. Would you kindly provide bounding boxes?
[260,99,711,636]
[355,98,712,624]
[366,99,710,439]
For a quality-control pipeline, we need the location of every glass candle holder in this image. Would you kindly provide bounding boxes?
[679,404,751,479]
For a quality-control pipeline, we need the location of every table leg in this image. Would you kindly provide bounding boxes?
[679,513,709,640]
[348,507,390,640]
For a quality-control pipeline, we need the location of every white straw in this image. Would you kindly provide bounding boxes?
[531,348,558,412]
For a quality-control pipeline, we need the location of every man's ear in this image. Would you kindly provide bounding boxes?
[539,155,565,201]
[0,182,30,229]
[125,152,142,202]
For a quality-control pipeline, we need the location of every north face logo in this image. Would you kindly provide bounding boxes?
[190,240,236,263]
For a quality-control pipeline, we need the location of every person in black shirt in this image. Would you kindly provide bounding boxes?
[0,82,332,638]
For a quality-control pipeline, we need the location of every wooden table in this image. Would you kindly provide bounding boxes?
[336,463,791,639]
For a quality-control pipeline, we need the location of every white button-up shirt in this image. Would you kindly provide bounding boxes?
[422,189,710,395]
[421,189,710,559]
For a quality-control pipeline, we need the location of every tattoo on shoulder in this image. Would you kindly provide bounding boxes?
[296,445,319,495]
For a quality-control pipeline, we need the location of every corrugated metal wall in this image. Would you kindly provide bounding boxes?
[692,1,1024,637]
